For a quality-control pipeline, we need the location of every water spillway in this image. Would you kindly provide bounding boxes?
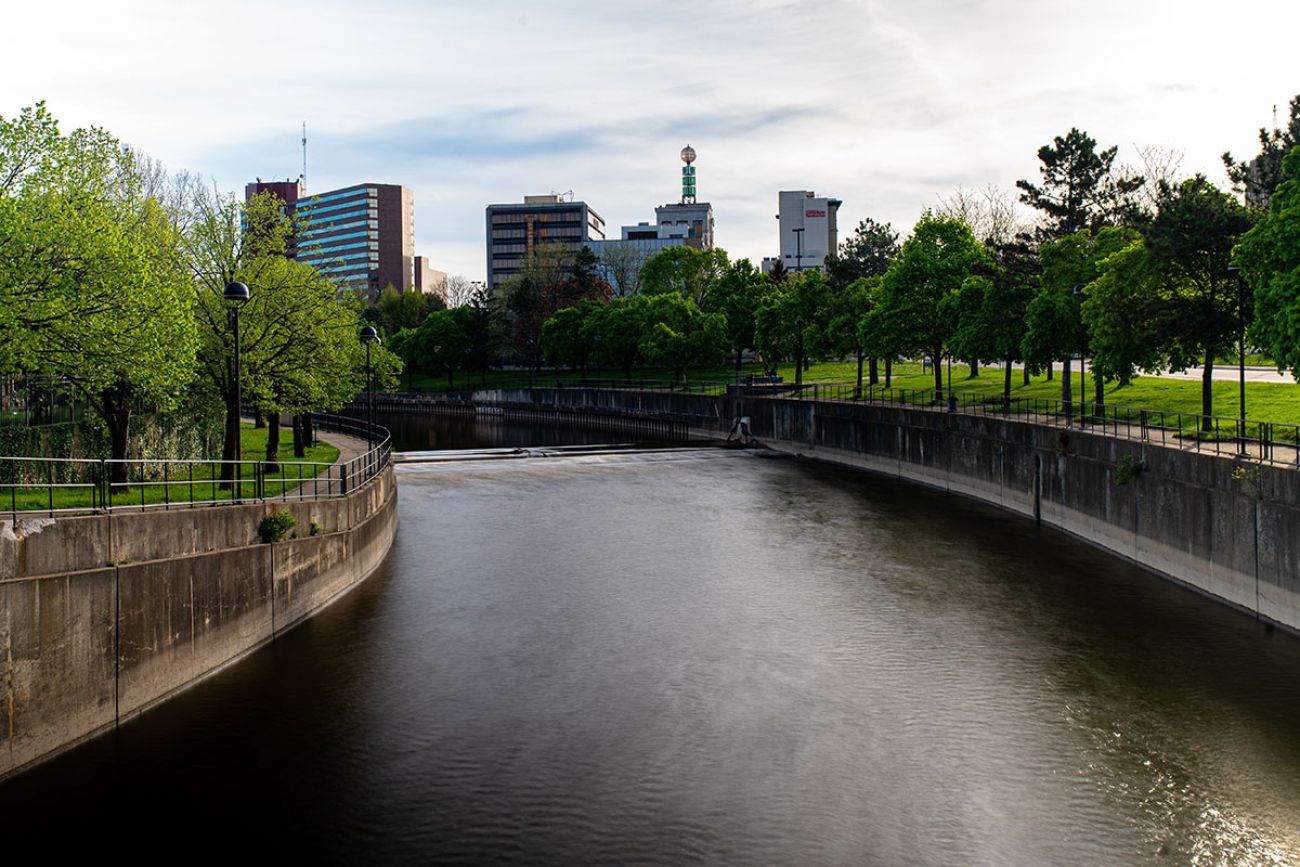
[3,427,1299,864]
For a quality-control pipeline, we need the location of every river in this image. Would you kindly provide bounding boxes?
[3,417,1300,864]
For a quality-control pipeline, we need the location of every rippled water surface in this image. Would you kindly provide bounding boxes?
[6,423,1300,864]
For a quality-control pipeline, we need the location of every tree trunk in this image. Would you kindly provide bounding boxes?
[884,358,892,388]
[735,350,743,374]
[448,368,455,390]
[1093,370,1105,420]
[102,383,133,493]
[856,350,865,397]
[969,358,979,377]
[1023,365,1031,386]
[253,407,265,429]
[265,412,281,474]
[292,414,306,458]
[868,358,879,386]
[932,350,943,400]
[1202,350,1214,434]
[1003,359,1013,407]
[1046,362,1053,381]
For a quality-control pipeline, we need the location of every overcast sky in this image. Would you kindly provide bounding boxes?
[3,0,1296,280]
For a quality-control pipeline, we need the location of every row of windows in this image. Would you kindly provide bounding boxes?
[301,250,370,265]
[296,198,376,219]
[295,187,377,208]
[298,230,372,251]
[299,219,373,238]
[490,210,582,225]
[492,228,526,240]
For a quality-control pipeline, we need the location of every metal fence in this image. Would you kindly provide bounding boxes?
[771,383,1300,466]
[2,413,391,520]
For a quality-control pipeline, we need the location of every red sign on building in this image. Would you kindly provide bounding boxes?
[805,209,826,218]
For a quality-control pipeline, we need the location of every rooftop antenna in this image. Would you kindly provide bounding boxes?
[551,189,574,202]
[300,122,307,191]
[680,145,697,204]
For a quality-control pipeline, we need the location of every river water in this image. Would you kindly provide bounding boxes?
[4,418,1300,864]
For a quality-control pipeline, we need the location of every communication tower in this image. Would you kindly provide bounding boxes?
[680,145,696,204]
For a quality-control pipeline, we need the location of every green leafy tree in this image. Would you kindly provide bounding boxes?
[824,276,880,393]
[589,297,649,381]
[1141,176,1254,428]
[1017,128,1143,242]
[639,294,727,386]
[0,105,198,484]
[640,245,729,306]
[378,285,443,334]
[875,214,993,398]
[541,301,599,376]
[412,308,472,390]
[1223,96,1300,211]
[1082,236,1164,401]
[753,269,834,382]
[702,258,773,371]
[1236,148,1300,378]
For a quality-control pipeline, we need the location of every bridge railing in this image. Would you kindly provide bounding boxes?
[2,412,391,520]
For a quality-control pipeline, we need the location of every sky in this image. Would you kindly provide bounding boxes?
[2,0,1297,281]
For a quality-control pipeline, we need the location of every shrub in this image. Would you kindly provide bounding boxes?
[258,510,297,543]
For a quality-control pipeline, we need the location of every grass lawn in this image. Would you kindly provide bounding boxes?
[398,358,1300,438]
[4,424,342,514]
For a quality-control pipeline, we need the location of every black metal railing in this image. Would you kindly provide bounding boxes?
[763,383,1299,466]
[2,412,391,520]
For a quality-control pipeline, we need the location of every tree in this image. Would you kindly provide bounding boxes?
[0,105,198,485]
[639,294,727,386]
[936,185,1027,248]
[1235,147,1300,378]
[440,274,477,307]
[640,245,729,306]
[875,214,993,398]
[702,258,773,372]
[589,297,648,381]
[753,269,834,381]
[377,285,442,333]
[824,276,879,394]
[541,302,599,377]
[1082,237,1164,406]
[825,217,900,290]
[1140,176,1254,429]
[595,242,647,297]
[1223,96,1300,211]
[1017,128,1143,242]
[185,188,391,482]
[412,308,472,390]
[461,284,504,385]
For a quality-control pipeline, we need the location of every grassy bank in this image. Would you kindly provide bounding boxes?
[4,424,341,513]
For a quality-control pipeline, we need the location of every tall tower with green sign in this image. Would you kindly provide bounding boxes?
[680,145,697,204]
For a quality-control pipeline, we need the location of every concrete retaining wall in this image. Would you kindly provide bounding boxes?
[0,465,397,781]
[483,388,1300,633]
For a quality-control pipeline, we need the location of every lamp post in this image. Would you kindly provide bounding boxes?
[1228,265,1247,454]
[795,317,805,389]
[360,325,381,448]
[1073,283,1087,427]
[223,281,250,496]
[792,227,805,273]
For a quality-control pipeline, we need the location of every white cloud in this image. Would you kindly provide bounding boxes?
[2,0,1297,278]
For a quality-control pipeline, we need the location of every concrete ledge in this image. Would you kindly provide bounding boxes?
[0,465,396,781]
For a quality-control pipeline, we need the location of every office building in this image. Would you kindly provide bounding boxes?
[654,145,714,249]
[586,222,690,296]
[771,189,842,273]
[245,179,416,298]
[484,194,606,291]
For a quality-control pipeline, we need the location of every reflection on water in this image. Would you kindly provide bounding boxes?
[4,420,1300,865]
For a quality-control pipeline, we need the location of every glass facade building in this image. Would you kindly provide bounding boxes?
[245,180,416,298]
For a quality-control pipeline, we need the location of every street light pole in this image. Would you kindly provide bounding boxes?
[1228,265,1247,454]
[223,281,250,497]
[792,227,805,273]
[360,325,381,449]
[795,318,805,389]
[1073,283,1087,428]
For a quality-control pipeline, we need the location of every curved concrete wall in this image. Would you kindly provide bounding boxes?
[478,388,1300,634]
[0,465,396,781]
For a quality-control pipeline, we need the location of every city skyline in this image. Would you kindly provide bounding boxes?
[2,0,1296,281]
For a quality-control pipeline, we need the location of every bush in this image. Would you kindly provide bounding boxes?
[258,510,297,543]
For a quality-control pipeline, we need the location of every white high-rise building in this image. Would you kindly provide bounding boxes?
[771,190,842,273]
